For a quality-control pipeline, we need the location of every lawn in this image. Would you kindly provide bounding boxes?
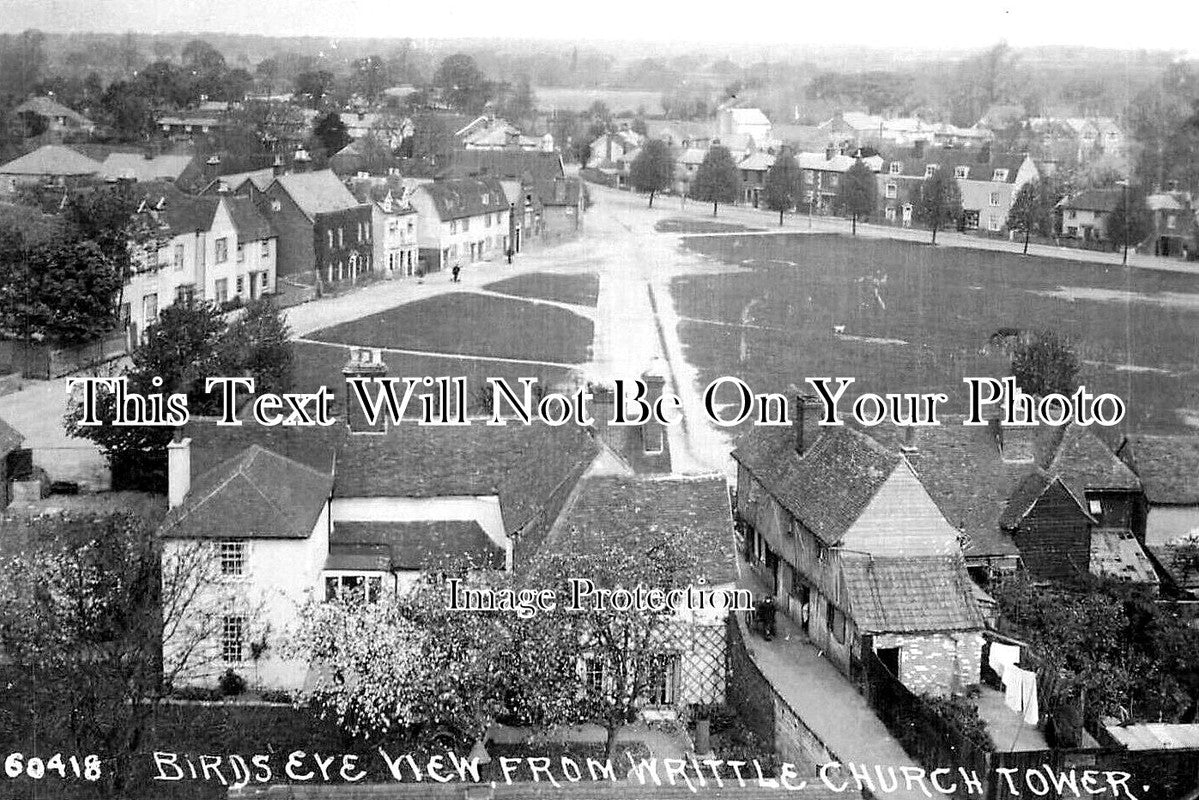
[672,233,1199,433]
[306,293,593,365]
[655,217,763,234]
[484,272,600,307]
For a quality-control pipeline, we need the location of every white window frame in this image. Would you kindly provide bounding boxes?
[989,192,1001,207]
[954,166,969,179]
[924,164,938,178]
[221,614,245,663]
[219,539,246,576]
[992,168,1009,181]
[885,182,898,199]
[889,161,901,175]
[215,237,229,264]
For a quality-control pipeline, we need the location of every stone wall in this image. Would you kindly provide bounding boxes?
[873,630,984,696]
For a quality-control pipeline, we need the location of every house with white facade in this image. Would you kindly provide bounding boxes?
[122,186,277,343]
[409,176,511,272]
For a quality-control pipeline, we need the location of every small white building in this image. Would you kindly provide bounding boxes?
[409,177,511,272]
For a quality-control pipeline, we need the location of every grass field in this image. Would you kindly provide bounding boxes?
[673,233,1199,433]
[484,272,600,307]
[655,218,764,234]
[306,294,593,365]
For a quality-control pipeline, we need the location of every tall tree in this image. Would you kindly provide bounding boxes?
[313,110,351,156]
[294,70,335,109]
[219,297,294,396]
[434,53,492,115]
[1006,178,1060,254]
[0,30,47,98]
[628,139,674,208]
[1106,184,1152,255]
[837,158,878,235]
[100,80,155,141]
[763,149,800,226]
[914,167,962,245]
[690,144,739,216]
[0,236,119,347]
[351,55,390,101]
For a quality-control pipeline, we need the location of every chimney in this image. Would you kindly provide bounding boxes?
[167,433,191,509]
[640,359,667,457]
[293,147,311,173]
[342,346,389,434]
[272,155,284,176]
[792,393,822,457]
[900,425,919,453]
[825,145,835,161]
[203,154,221,183]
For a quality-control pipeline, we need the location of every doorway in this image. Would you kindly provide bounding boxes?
[877,647,901,678]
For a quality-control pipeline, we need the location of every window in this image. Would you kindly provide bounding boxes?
[173,244,185,270]
[215,238,228,264]
[989,192,1001,207]
[325,575,382,603]
[885,182,898,199]
[142,294,158,323]
[585,657,605,695]
[175,285,195,305]
[645,655,679,706]
[828,175,839,188]
[236,276,244,295]
[261,240,270,258]
[219,539,246,576]
[485,213,492,228]
[221,615,245,662]
[989,216,1001,232]
[337,227,344,248]
[992,168,1009,181]
[954,166,969,179]
[1168,214,1178,230]
[1088,498,1103,515]
[270,199,282,212]
[450,220,458,234]
[327,230,334,249]
[885,206,896,221]
[1068,210,1077,220]
[889,161,902,175]
[214,278,228,304]
[827,603,846,644]
[924,164,938,178]
[462,217,470,232]
[237,244,245,263]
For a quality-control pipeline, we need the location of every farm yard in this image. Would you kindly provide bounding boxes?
[672,233,1199,433]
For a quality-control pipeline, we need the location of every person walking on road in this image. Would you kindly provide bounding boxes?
[452,263,461,283]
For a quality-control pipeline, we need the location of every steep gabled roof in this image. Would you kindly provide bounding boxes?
[416,176,510,221]
[272,170,361,219]
[160,444,332,540]
[732,425,902,547]
[225,196,275,243]
[0,145,102,176]
[999,468,1094,530]
[841,554,984,634]
[202,168,276,195]
[15,96,94,126]
[330,520,504,570]
[1123,435,1199,505]
[1043,424,1141,501]
[1060,188,1123,213]
[546,475,737,586]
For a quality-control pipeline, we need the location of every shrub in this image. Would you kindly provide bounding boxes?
[171,686,223,702]
[259,690,293,705]
[219,669,248,697]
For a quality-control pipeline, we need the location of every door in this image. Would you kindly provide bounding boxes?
[901,204,913,227]
[877,647,901,678]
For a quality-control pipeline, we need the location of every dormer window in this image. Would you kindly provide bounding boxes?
[924,164,938,178]
[992,168,1009,181]
[954,166,969,179]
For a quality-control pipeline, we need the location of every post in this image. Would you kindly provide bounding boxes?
[1122,181,1129,267]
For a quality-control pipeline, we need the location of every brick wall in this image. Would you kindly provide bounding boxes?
[873,631,983,696]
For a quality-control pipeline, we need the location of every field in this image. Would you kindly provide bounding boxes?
[672,233,1199,433]
[535,87,665,115]
[655,218,764,234]
[484,272,600,307]
[306,294,593,365]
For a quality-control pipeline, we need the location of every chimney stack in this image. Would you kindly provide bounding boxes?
[640,359,667,457]
[342,346,389,434]
[792,393,822,457]
[167,433,191,509]
[272,155,285,177]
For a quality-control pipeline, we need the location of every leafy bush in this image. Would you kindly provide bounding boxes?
[920,694,993,752]
[218,669,247,697]
[171,686,223,702]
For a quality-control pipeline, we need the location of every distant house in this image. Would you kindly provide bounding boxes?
[531,176,585,240]
[121,185,277,343]
[1057,189,1123,243]
[1121,435,1199,592]
[798,149,885,215]
[409,177,512,272]
[14,96,96,138]
[880,148,1038,233]
[1145,191,1196,259]
[100,152,196,183]
[673,147,707,196]
[717,107,773,149]
[160,347,598,690]
[0,145,102,194]
[732,411,984,696]
[587,129,643,171]
[737,151,775,208]
[544,474,738,717]
[457,116,552,152]
[157,114,228,139]
[443,149,565,184]
[200,166,278,199]
[249,169,374,284]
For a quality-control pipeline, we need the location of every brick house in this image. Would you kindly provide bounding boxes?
[409,177,512,272]
[249,169,374,285]
[798,150,885,215]
[348,176,420,278]
[159,347,598,690]
[737,151,775,208]
[732,408,984,696]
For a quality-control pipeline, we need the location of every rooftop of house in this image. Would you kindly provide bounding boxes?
[1059,188,1123,213]
[840,554,984,634]
[443,149,565,183]
[160,444,333,540]
[0,415,23,454]
[888,148,1026,182]
[0,145,103,177]
[225,195,276,243]
[272,169,363,218]
[723,108,771,126]
[546,474,737,586]
[732,424,904,548]
[15,96,94,125]
[643,120,713,144]
[329,520,504,571]
[738,152,776,172]
[100,152,194,183]
[1090,527,1159,585]
[1122,435,1199,505]
[185,418,343,479]
[333,421,597,536]
[202,168,276,195]
[998,468,1093,530]
[531,177,581,207]
[1040,424,1141,501]
[415,176,511,221]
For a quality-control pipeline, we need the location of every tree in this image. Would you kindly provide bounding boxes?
[219,297,294,396]
[628,139,674,207]
[294,70,335,109]
[313,110,351,156]
[0,30,47,98]
[762,149,800,226]
[181,38,226,76]
[1010,329,1080,397]
[1106,186,1152,255]
[690,145,739,216]
[351,55,390,101]
[1006,178,1059,254]
[503,75,536,123]
[837,158,878,235]
[914,166,962,244]
[434,53,492,115]
[100,80,155,141]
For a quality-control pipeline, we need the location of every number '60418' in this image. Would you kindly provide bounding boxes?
[4,753,101,781]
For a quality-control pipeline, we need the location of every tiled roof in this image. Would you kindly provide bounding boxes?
[334,423,597,535]
[738,152,776,172]
[797,152,859,173]
[840,554,984,634]
[160,444,332,540]
[1060,188,1122,213]
[732,425,901,547]
[416,177,511,222]
[1042,424,1141,501]
[225,196,275,243]
[0,145,102,176]
[0,415,22,454]
[897,148,1025,182]
[100,152,193,182]
[331,520,504,570]
[185,418,343,480]
[867,421,1024,558]
[998,468,1093,529]
[1123,435,1199,505]
[204,168,276,195]
[1090,528,1158,584]
[547,475,737,585]
[445,149,564,182]
[15,96,93,126]
[531,177,581,207]
[273,170,361,218]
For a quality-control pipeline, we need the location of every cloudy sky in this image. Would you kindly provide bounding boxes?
[0,0,1196,52]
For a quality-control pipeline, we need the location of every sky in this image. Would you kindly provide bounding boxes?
[0,0,1196,53]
